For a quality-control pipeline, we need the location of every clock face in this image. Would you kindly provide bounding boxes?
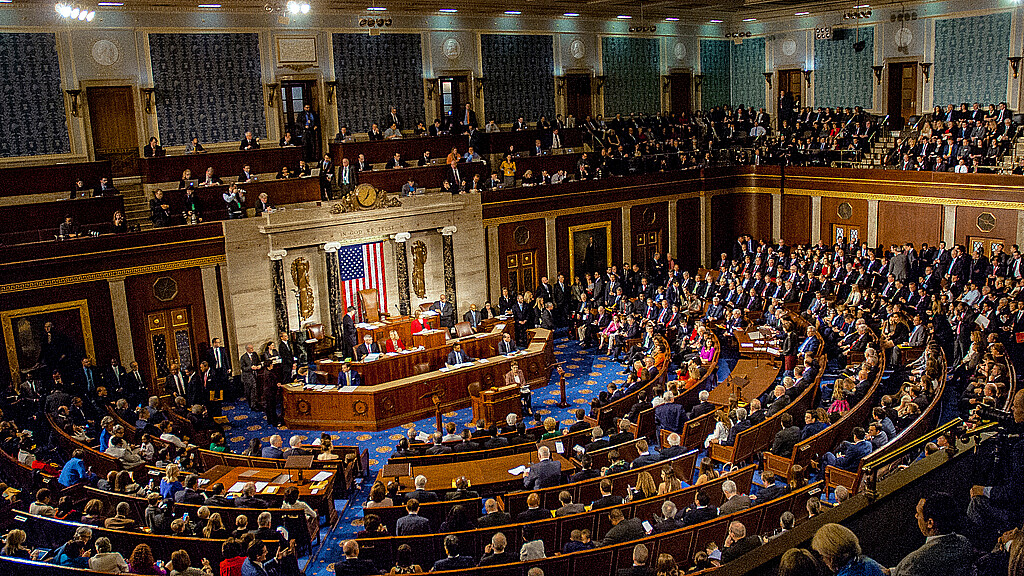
[355,184,378,208]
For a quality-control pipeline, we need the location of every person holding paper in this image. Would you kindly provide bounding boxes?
[336,362,361,387]
[384,329,406,353]
[446,343,474,368]
[505,360,531,417]
[354,334,381,361]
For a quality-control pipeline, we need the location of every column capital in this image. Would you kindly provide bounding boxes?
[440,226,458,236]
[268,249,287,261]
[393,232,412,243]
[323,242,342,253]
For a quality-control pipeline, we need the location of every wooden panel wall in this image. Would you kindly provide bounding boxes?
[124,267,210,385]
[820,196,868,244]
[954,206,1018,248]
[877,201,943,250]
[676,198,701,272]
[709,193,772,260]
[497,218,548,289]
[781,194,811,246]
[555,208,624,282]
[629,201,669,267]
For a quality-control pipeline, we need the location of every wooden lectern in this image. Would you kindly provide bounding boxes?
[472,384,519,428]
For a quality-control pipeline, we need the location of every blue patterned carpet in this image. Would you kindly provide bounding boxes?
[220,336,738,575]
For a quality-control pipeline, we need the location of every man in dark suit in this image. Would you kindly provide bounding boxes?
[512,294,534,346]
[497,332,517,355]
[720,521,763,564]
[630,439,662,468]
[336,157,357,195]
[164,362,189,402]
[384,106,402,130]
[584,427,610,453]
[753,471,789,503]
[689,390,716,420]
[367,123,384,141]
[341,307,358,360]
[202,483,233,508]
[655,392,685,434]
[821,427,873,471]
[354,335,381,361]
[591,479,624,510]
[483,428,509,449]
[173,475,206,505]
[445,342,474,368]
[679,490,719,526]
[354,153,372,172]
[476,498,512,527]
[452,429,480,452]
[516,492,552,522]
[335,541,378,576]
[385,152,406,169]
[445,160,464,192]
[431,535,476,571]
[395,499,432,535]
[523,446,562,489]
[336,363,361,387]
[239,345,262,409]
[768,413,802,456]
[405,475,438,503]
[239,131,260,150]
[206,337,229,397]
[238,164,257,183]
[299,104,320,160]
[317,153,334,201]
[430,293,456,331]
[722,407,752,446]
[463,304,483,329]
[616,544,655,576]
[75,357,99,396]
[600,509,645,546]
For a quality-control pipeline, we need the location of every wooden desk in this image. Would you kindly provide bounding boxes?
[378,451,573,495]
[356,162,490,193]
[708,358,781,406]
[284,329,554,431]
[485,128,585,154]
[734,328,783,360]
[472,383,520,428]
[318,322,512,386]
[159,177,320,221]
[0,159,111,198]
[0,195,125,245]
[139,147,304,184]
[200,464,337,519]
[329,135,462,165]
[355,315,416,346]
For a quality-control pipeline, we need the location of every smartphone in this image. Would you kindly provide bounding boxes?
[642,521,653,534]
[182,513,189,523]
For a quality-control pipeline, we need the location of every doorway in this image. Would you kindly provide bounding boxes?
[279,80,319,158]
[667,72,692,115]
[634,231,663,272]
[505,250,537,296]
[565,73,593,121]
[437,75,471,128]
[87,86,139,177]
[831,224,864,247]
[146,307,194,391]
[777,69,803,115]
[887,62,917,129]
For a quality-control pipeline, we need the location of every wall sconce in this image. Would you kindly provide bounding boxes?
[424,78,437,101]
[1009,57,1023,79]
[762,72,773,86]
[693,74,704,89]
[140,87,155,114]
[266,83,280,106]
[557,76,567,95]
[324,80,337,104]
[802,69,813,84]
[871,65,884,85]
[920,62,932,83]
[65,89,82,117]
[594,75,606,94]
[661,76,671,93]
[474,77,485,97]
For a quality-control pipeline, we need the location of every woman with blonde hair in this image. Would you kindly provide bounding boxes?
[540,417,561,440]
[811,523,884,575]
[631,471,656,500]
[202,513,229,539]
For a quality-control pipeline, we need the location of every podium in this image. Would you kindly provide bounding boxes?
[472,384,519,428]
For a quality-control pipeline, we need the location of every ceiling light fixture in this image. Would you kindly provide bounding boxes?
[795,11,809,15]
[438,8,456,12]
[854,4,870,7]
[562,12,578,16]
[616,14,631,18]
[55,3,95,19]
[742,17,756,21]
[198,3,220,7]
[503,9,520,14]
[286,1,309,13]
[367,6,386,10]
[709,19,723,23]
[665,16,679,21]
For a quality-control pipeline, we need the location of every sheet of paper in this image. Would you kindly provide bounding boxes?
[262,485,279,494]
[227,481,246,493]
[416,432,431,442]
[311,471,332,482]
[338,385,358,393]
[239,469,259,477]
[439,366,451,372]
[254,482,269,491]
[508,465,527,476]
[478,358,488,363]
[747,332,763,340]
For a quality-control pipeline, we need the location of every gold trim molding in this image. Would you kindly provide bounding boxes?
[0,255,227,295]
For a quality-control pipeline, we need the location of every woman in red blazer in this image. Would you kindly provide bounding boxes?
[411,310,432,333]
[385,329,406,353]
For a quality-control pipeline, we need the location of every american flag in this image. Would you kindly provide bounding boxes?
[338,241,388,318]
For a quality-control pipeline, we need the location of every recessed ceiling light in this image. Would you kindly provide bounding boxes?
[794,11,809,15]
[709,19,723,23]
[438,8,456,12]
[503,9,520,14]
[665,17,679,21]
[198,4,219,7]
[562,12,579,16]
[367,6,386,10]
[854,4,869,7]
[97,2,123,5]
[0,1,14,3]
[742,17,756,21]
[616,14,631,18]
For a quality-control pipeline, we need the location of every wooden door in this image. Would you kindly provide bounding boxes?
[887,63,917,128]
[967,236,1005,258]
[635,231,662,272]
[565,73,592,121]
[778,70,803,111]
[506,250,537,296]
[831,224,864,246]
[668,73,692,115]
[147,307,193,389]
[87,86,139,177]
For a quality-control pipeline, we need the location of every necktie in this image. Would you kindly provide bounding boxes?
[177,376,185,397]
[86,369,93,391]
[215,349,222,369]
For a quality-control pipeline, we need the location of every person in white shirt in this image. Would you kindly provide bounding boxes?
[954,158,969,173]
[282,486,318,520]
[89,537,128,574]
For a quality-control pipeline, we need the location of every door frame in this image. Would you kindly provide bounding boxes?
[80,79,148,165]
[830,223,865,246]
[561,68,594,122]
[666,68,694,116]
[275,72,327,154]
[882,57,923,128]
[434,68,477,127]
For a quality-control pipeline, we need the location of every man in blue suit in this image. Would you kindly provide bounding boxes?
[336,362,362,387]
[821,427,873,471]
[655,391,685,434]
[523,445,562,489]
[703,296,726,323]
[796,325,821,356]
[630,439,662,468]
[722,407,751,446]
[445,342,475,367]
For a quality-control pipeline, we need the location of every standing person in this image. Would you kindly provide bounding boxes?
[342,307,359,360]
[318,153,334,201]
[207,338,229,409]
[239,345,262,410]
[506,360,531,418]
[300,103,320,160]
[261,341,282,426]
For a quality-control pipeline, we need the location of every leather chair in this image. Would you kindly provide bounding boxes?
[454,321,474,338]
[418,303,433,313]
[359,289,381,322]
[413,362,431,375]
[467,382,482,398]
[305,323,334,357]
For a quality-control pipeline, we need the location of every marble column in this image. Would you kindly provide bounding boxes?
[772,193,782,242]
[621,206,632,266]
[441,226,458,313]
[323,242,344,338]
[810,196,823,245]
[486,226,500,302]
[866,200,880,247]
[200,265,226,346]
[107,278,134,364]
[667,200,678,259]
[269,249,289,335]
[392,233,412,316]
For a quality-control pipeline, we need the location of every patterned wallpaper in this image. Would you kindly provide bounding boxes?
[149,33,266,146]
[730,37,765,110]
[481,34,555,123]
[814,28,874,109]
[601,37,660,115]
[933,12,1011,106]
[0,33,70,157]
[333,33,425,132]
[700,39,730,109]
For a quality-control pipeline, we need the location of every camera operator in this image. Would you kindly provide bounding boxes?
[968,388,1024,544]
